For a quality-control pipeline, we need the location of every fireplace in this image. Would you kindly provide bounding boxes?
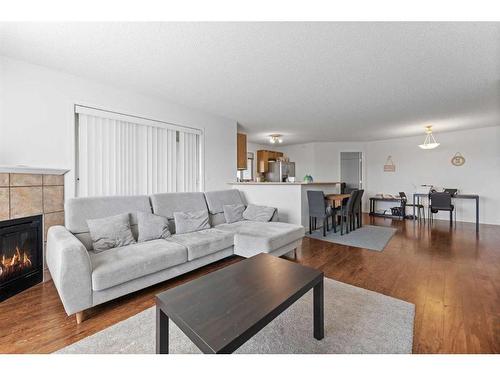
[0,215,43,301]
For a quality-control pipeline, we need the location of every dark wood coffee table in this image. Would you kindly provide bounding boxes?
[155,253,324,354]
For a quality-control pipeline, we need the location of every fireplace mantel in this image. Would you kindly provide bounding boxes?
[0,165,69,175]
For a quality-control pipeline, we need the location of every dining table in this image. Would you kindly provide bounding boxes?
[325,193,360,228]
[325,193,351,208]
[413,192,480,233]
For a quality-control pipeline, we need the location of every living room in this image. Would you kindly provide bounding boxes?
[1,1,499,374]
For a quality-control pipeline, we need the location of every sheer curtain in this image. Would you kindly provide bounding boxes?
[76,106,201,197]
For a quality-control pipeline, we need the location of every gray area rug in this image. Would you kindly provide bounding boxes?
[306,225,397,251]
[56,278,414,354]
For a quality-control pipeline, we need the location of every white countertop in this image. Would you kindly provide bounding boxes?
[228,181,341,185]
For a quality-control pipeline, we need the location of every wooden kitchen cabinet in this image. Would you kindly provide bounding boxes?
[257,150,269,172]
[256,150,284,173]
[237,133,247,170]
[268,151,283,160]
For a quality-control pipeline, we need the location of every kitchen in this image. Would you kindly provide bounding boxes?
[230,133,342,226]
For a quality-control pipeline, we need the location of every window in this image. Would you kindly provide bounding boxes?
[75,105,202,197]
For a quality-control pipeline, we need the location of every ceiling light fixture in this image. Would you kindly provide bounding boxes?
[269,134,283,144]
[418,126,440,150]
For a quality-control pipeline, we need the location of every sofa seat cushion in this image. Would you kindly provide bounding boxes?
[89,240,187,291]
[216,221,305,253]
[166,229,234,261]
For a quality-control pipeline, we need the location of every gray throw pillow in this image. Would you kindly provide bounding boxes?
[174,209,210,234]
[137,211,171,242]
[223,204,245,224]
[242,204,276,222]
[87,213,136,252]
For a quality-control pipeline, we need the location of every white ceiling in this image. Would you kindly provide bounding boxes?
[1,22,499,144]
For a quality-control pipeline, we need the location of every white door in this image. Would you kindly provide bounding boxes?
[340,152,362,191]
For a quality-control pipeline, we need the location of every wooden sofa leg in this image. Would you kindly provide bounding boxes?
[75,311,84,324]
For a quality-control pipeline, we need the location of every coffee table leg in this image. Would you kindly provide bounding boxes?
[156,306,169,354]
[313,278,324,340]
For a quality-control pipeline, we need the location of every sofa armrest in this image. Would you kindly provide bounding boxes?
[46,225,93,315]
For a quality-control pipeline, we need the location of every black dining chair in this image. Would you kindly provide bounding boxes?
[307,190,335,236]
[352,189,364,229]
[429,192,455,227]
[399,192,425,222]
[337,190,359,235]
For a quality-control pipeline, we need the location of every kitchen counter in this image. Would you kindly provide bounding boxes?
[230,181,342,226]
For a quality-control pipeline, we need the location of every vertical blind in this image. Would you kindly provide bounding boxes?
[76,106,202,197]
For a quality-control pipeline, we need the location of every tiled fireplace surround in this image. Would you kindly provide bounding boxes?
[0,172,65,281]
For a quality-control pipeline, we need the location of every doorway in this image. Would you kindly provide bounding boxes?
[340,152,362,192]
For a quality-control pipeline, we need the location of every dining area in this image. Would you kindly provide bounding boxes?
[307,189,365,236]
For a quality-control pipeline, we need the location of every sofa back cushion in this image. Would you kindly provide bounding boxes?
[204,189,245,214]
[204,189,246,226]
[65,195,152,250]
[150,192,208,234]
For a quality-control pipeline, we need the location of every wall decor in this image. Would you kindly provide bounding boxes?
[451,152,465,166]
[383,156,396,172]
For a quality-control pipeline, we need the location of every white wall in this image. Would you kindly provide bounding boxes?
[276,143,314,180]
[277,141,365,183]
[275,127,500,225]
[364,126,500,225]
[234,183,303,224]
[0,56,237,197]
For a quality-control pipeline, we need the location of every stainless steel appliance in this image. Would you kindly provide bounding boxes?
[266,161,296,182]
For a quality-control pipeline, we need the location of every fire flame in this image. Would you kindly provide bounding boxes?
[0,246,32,281]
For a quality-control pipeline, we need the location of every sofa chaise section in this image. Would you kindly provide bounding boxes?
[205,190,304,257]
[216,221,305,258]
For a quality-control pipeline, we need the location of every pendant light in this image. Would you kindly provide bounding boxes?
[418,125,440,150]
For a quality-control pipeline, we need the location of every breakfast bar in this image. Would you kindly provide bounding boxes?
[228,182,342,227]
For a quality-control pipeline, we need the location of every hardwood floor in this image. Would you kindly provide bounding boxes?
[0,214,499,353]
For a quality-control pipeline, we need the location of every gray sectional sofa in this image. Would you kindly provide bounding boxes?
[46,189,304,323]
